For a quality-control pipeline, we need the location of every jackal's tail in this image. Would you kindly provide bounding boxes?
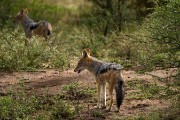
[45,22,52,36]
[115,77,125,111]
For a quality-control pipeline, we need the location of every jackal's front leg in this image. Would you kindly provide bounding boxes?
[96,80,105,109]
[25,29,32,38]
[96,82,101,108]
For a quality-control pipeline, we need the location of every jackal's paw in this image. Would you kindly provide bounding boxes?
[93,106,100,109]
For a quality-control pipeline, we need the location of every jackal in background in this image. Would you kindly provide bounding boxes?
[74,48,125,112]
[14,8,52,38]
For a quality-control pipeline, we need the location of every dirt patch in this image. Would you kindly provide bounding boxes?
[0,69,175,119]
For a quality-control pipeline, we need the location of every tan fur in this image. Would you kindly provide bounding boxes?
[97,70,121,110]
[33,23,51,37]
[74,48,124,112]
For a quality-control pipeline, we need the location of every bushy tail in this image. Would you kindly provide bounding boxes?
[45,22,52,36]
[115,77,125,110]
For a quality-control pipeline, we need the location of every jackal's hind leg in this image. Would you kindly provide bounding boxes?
[102,83,106,108]
[107,84,114,111]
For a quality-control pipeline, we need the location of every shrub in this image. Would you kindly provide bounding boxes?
[0,28,71,70]
[0,95,38,119]
[50,100,75,120]
[140,0,180,68]
[62,82,95,100]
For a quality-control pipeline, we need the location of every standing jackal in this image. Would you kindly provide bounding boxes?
[74,48,125,112]
[14,8,52,38]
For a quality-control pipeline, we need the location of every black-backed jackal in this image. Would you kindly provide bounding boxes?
[74,48,125,112]
[14,8,52,38]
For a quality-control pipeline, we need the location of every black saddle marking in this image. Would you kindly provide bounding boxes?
[29,22,39,30]
[99,68,109,74]
[99,63,122,74]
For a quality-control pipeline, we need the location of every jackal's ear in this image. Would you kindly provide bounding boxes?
[20,9,24,14]
[85,48,91,55]
[82,48,90,58]
[23,8,29,15]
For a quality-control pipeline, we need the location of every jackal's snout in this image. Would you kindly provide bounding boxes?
[74,67,81,73]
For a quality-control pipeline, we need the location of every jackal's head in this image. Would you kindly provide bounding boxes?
[14,8,29,23]
[74,48,91,73]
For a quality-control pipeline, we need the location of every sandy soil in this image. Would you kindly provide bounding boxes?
[0,68,177,119]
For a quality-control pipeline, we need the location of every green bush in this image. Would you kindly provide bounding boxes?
[140,0,180,68]
[50,100,75,120]
[62,82,95,100]
[0,90,76,119]
[92,109,104,118]
[0,95,38,119]
[0,28,69,70]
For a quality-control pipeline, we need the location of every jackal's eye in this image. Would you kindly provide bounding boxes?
[78,61,83,66]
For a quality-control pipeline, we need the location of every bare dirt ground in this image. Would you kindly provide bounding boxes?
[0,68,178,119]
